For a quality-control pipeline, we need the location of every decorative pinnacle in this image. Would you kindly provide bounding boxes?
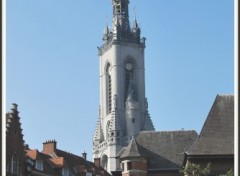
[134,5,136,19]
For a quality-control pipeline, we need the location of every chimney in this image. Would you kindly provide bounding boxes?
[94,158,100,167]
[82,151,87,160]
[42,140,57,154]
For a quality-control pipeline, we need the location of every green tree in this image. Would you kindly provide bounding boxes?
[180,163,234,176]
[180,163,211,176]
[219,169,234,176]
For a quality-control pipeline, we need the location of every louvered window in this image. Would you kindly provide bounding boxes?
[106,63,112,114]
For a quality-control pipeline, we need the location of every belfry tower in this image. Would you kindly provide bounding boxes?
[93,0,154,173]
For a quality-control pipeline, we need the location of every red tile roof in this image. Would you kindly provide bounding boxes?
[49,157,65,168]
[26,149,39,160]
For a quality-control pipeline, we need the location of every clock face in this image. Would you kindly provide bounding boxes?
[126,63,133,70]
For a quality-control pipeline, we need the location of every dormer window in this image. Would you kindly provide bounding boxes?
[11,154,18,174]
[62,167,69,176]
[35,160,43,171]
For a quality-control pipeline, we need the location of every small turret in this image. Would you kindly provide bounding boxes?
[132,14,141,42]
[11,103,19,115]
[103,24,111,41]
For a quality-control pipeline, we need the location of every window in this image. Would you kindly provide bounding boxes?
[62,167,69,176]
[11,154,18,174]
[125,60,138,101]
[127,162,132,170]
[106,63,112,114]
[35,160,43,170]
[101,155,108,171]
[132,118,135,123]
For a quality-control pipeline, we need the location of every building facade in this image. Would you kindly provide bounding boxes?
[93,0,155,173]
[6,103,26,176]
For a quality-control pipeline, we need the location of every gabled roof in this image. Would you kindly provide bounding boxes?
[49,156,65,168]
[26,149,60,175]
[186,95,234,156]
[119,130,198,170]
[26,149,38,160]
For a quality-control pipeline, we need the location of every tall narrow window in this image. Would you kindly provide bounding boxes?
[36,160,43,170]
[62,167,69,176]
[125,61,137,101]
[101,155,108,171]
[11,154,18,174]
[106,63,112,114]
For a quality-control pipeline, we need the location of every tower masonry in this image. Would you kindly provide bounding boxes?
[93,0,155,173]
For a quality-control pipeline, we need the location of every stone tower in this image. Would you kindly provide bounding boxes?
[93,0,154,173]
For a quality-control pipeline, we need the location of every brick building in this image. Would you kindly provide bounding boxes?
[6,103,26,176]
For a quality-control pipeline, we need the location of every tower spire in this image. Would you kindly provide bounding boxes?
[112,0,130,39]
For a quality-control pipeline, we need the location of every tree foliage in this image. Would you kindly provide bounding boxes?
[180,163,211,176]
[180,163,234,176]
[219,169,234,176]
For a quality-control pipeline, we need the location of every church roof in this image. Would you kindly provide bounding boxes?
[119,130,198,170]
[186,95,234,156]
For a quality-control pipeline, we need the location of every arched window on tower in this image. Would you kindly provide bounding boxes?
[125,60,137,101]
[101,154,108,171]
[11,154,18,174]
[106,63,112,114]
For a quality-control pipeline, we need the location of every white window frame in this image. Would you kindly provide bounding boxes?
[35,160,43,171]
[62,167,69,176]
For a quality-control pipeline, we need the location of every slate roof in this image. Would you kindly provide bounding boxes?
[186,95,234,155]
[119,137,147,158]
[119,130,198,170]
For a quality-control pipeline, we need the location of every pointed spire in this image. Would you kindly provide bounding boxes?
[133,5,137,25]
[103,22,110,41]
[143,98,155,130]
[119,137,144,158]
[132,5,139,29]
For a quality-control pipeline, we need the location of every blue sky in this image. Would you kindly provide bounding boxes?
[6,0,234,160]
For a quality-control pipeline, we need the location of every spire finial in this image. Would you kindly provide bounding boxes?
[105,12,108,27]
[134,5,137,20]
